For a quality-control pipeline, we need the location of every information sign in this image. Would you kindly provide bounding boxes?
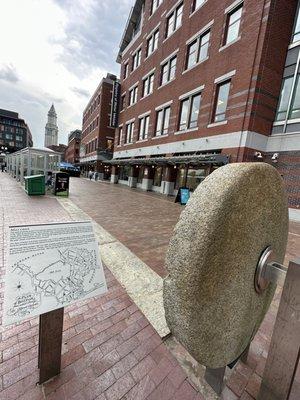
[3,221,107,326]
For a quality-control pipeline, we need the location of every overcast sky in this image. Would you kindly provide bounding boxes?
[0,0,132,147]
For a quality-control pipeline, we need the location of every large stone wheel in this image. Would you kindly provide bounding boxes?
[164,163,288,368]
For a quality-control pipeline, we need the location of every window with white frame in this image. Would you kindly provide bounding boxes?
[276,77,294,121]
[121,94,126,111]
[179,92,201,130]
[125,122,134,143]
[129,85,138,106]
[224,3,243,45]
[151,0,162,15]
[117,126,123,145]
[166,3,183,38]
[147,29,159,57]
[132,48,142,71]
[161,55,177,85]
[155,106,170,136]
[143,73,154,97]
[213,80,231,122]
[186,30,210,69]
[192,0,205,12]
[292,5,300,43]
[123,63,128,79]
[138,115,150,140]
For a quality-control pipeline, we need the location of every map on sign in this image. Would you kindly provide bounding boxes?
[3,221,107,326]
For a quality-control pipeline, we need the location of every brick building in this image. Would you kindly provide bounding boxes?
[80,73,117,179]
[65,129,81,164]
[110,0,300,218]
[0,109,33,155]
[47,144,67,162]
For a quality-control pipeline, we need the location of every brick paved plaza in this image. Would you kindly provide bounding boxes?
[0,173,299,400]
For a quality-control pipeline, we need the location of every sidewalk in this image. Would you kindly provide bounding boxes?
[0,173,299,400]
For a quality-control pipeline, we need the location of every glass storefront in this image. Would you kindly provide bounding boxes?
[186,168,207,191]
[137,166,144,183]
[153,166,162,186]
[175,166,208,191]
[119,165,130,181]
[175,167,187,189]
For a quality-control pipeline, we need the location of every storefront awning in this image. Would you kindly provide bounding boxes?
[107,154,229,166]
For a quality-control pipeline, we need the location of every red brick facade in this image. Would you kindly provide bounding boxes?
[65,130,81,164]
[112,0,299,210]
[80,74,117,175]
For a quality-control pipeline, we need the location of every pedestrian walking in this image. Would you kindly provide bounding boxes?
[1,163,4,172]
[94,171,98,181]
[88,170,93,180]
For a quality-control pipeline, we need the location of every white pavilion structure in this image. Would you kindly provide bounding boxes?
[6,147,61,184]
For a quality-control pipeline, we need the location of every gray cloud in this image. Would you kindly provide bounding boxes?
[52,0,132,79]
[0,64,19,83]
[0,80,73,147]
[71,87,90,97]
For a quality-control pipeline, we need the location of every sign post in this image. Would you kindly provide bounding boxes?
[3,221,107,384]
[38,308,64,384]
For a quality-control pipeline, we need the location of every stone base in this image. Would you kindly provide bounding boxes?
[161,181,175,196]
[128,176,137,188]
[141,178,153,191]
[110,174,118,184]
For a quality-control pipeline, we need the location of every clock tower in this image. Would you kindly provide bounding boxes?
[44,104,58,147]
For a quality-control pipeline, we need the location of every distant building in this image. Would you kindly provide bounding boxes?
[65,129,81,164]
[0,109,33,155]
[45,104,58,147]
[47,144,67,161]
[80,73,117,179]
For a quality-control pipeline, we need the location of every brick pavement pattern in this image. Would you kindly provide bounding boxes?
[0,173,299,400]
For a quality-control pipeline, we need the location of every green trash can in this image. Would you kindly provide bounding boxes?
[24,175,46,196]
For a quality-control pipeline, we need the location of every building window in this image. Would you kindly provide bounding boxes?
[119,166,130,181]
[151,0,161,15]
[143,73,154,97]
[186,168,207,191]
[276,77,294,121]
[186,30,210,70]
[129,86,138,106]
[107,139,113,150]
[224,3,243,45]
[147,29,159,57]
[137,167,144,183]
[155,106,170,136]
[161,56,177,85]
[118,126,123,145]
[166,3,183,38]
[5,133,13,140]
[121,94,126,110]
[179,93,201,130]
[293,6,300,43]
[123,63,128,79]
[289,74,300,119]
[132,48,142,71]
[192,0,205,12]
[125,122,134,143]
[139,115,150,140]
[153,167,163,186]
[213,80,231,122]
[16,135,22,141]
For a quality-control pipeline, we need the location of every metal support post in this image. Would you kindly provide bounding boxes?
[258,259,300,400]
[38,308,64,384]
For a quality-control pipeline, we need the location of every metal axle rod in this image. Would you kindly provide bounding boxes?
[255,246,287,294]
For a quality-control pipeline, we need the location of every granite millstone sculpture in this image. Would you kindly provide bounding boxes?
[163,163,288,369]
